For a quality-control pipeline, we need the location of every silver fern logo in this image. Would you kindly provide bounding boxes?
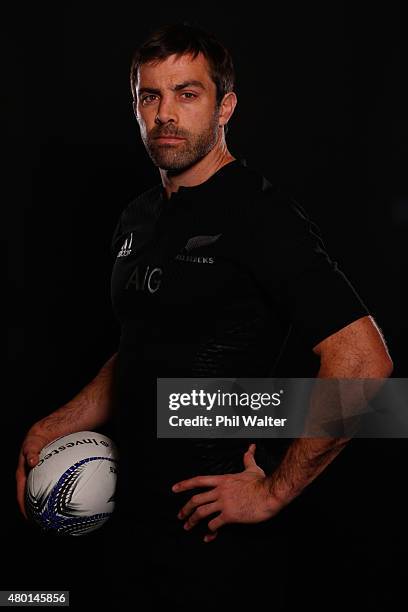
[175,233,222,264]
[183,233,222,252]
[117,232,133,258]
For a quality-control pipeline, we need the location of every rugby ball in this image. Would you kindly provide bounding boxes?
[25,431,119,536]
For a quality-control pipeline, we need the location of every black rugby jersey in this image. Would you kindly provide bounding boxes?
[110,157,370,527]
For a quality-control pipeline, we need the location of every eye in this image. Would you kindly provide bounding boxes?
[181,92,197,99]
[141,95,157,104]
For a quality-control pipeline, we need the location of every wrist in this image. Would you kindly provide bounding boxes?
[263,474,294,512]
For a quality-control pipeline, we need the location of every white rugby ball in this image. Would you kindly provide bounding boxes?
[25,431,119,536]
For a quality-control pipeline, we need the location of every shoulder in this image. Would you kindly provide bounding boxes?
[234,162,324,245]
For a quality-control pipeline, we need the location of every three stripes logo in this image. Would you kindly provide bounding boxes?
[117,232,133,258]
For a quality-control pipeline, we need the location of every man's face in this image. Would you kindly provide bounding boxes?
[134,52,222,172]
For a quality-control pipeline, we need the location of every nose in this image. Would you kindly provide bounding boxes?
[155,95,178,125]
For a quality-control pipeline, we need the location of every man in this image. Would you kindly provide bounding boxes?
[17,23,393,607]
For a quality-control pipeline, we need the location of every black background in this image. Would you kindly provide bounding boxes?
[5,3,407,609]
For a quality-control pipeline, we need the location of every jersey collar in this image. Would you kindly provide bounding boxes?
[157,157,247,209]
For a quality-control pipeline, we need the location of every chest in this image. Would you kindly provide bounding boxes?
[112,217,254,314]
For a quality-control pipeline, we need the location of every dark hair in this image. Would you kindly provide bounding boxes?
[130,22,235,108]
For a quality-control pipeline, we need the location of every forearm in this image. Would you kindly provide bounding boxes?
[266,355,392,508]
[30,352,118,438]
[266,436,350,507]
[267,371,359,507]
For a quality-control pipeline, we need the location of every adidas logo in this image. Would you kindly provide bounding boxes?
[117,233,133,258]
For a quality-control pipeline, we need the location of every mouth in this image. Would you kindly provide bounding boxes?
[154,136,186,144]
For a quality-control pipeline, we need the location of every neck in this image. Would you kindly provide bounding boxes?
[159,134,236,200]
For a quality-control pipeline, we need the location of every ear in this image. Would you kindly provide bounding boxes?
[218,91,238,129]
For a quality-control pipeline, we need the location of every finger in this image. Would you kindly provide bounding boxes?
[184,502,220,531]
[243,443,257,469]
[172,475,222,493]
[16,446,41,520]
[178,490,218,519]
[16,477,27,519]
[204,531,218,543]
[15,455,28,520]
[23,444,41,468]
[207,513,227,533]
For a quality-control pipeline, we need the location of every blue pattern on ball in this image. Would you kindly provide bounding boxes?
[27,457,117,535]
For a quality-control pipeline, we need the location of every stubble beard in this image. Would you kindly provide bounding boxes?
[142,108,221,174]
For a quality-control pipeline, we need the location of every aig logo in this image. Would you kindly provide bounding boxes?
[126,264,162,294]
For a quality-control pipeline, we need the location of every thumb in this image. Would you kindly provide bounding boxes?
[27,454,39,468]
[243,443,257,468]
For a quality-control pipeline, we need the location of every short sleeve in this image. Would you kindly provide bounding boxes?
[238,192,371,349]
